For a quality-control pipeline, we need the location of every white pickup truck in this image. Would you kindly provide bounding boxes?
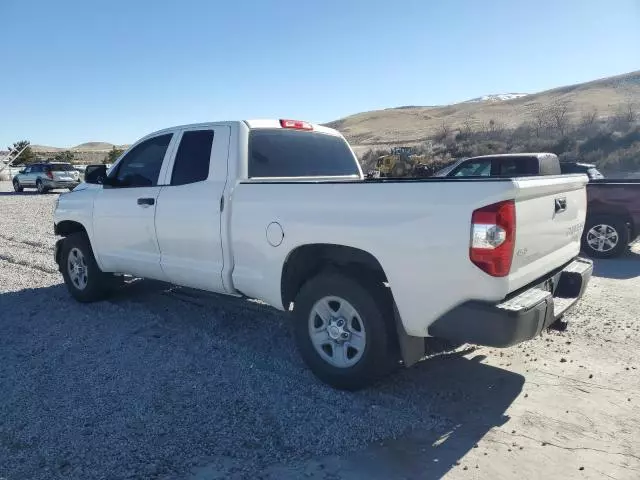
[54,119,593,389]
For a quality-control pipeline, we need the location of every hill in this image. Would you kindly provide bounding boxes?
[327,70,640,148]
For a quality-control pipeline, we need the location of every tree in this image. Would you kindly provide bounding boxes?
[54,150,75,163]
[548,100,571,137]
[580,109,598,129]
[435,121,450,142]
[105,146,124,164]
[462,113,475,136]
[623,101,636,123]
[531,105,551,138]
[7,140,36,165]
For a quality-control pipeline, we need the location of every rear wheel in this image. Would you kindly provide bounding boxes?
[13,179,23,192]
[60,233,113,302]
[293,272,396,390]
[582,215,628,258]
[36,179,47,194]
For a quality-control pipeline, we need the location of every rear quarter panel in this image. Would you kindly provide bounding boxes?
[229,179,519,336]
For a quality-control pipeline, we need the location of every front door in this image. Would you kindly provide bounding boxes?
[92,132,175,279]
[155,126,230,292]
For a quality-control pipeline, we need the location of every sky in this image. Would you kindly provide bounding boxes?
[1,0,639,148]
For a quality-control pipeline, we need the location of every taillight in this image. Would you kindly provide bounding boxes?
[46,170,54,179]
[470,200,516,277]
[279,119,313,130]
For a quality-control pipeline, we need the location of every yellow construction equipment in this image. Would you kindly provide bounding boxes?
[374,147,417,177]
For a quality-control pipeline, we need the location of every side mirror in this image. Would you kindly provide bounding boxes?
[84,164,107,184]
[19,169,25,174]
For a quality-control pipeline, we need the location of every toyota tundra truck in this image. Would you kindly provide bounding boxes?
[53,119,592,389]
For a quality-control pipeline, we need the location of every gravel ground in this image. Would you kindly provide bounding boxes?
[1,181,639,479]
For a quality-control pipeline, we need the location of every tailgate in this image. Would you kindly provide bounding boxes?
[52,170,77,181]
[508,175,587,291]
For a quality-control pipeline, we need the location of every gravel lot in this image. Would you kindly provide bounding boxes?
[1,181,639,480]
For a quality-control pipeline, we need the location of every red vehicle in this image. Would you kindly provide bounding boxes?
[583,180,640,258]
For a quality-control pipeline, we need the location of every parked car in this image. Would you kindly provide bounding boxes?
[13,162,81,193]
[560,162,604,180]
[435,153,561,177]
[53,119,592,389]
[582,179,640,258]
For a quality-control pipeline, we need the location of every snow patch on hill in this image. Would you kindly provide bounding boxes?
[464,93,528,103]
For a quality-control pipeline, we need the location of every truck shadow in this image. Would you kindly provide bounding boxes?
[1,281,523,480]
[591,248,640,279]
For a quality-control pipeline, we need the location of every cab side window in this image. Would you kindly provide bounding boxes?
[496,158,536,176]
[170,130,214,186]
[110,134,172,187]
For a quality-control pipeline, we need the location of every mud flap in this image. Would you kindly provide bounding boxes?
[393,301,426,367]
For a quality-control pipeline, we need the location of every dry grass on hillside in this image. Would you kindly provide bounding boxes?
[328,71,640,147]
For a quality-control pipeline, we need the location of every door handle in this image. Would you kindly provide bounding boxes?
[554,197,567,214]
[137,197,155,206]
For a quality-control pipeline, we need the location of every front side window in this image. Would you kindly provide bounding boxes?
[452,160,491,177]
[171,130,214,185]
[110,134,172,187]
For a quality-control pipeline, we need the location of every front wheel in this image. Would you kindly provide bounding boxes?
[13,179,23,192]
[60,233,113,302]
[293,272,396,390]
[582,215,629,258]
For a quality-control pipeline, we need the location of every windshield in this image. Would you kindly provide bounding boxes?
[248,129,360,178]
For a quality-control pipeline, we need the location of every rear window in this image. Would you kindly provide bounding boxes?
[45,164,74,171]
[248,129,359,178]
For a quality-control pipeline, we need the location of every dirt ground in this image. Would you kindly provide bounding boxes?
[1,182,639,479]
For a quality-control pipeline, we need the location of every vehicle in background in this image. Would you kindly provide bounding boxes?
[54,120,592,389]
[435,153,561,177]
[560,162,604,180]
[582,179,640,258]
[13,162,81,193]
[373,147,416,177]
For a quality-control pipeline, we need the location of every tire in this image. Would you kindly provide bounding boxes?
[293,272,397,390]
[392,164,405,177]
[60,232,113,302]
[36,179,47,194]
[13,179,23,192]
[582,215,629,258]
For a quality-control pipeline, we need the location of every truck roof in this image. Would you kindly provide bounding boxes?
[140,119,342,140]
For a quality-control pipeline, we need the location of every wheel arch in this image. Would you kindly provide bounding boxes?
[280,243,389,310]
[54,220,89,237]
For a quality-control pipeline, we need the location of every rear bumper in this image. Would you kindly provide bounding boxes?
[44,179,80,188]
[429,257,593,347]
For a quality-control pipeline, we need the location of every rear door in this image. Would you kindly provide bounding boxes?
[92,132,176,279]
[508,175,588,291]
[27,165,41,185]
[155,125,231,292]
